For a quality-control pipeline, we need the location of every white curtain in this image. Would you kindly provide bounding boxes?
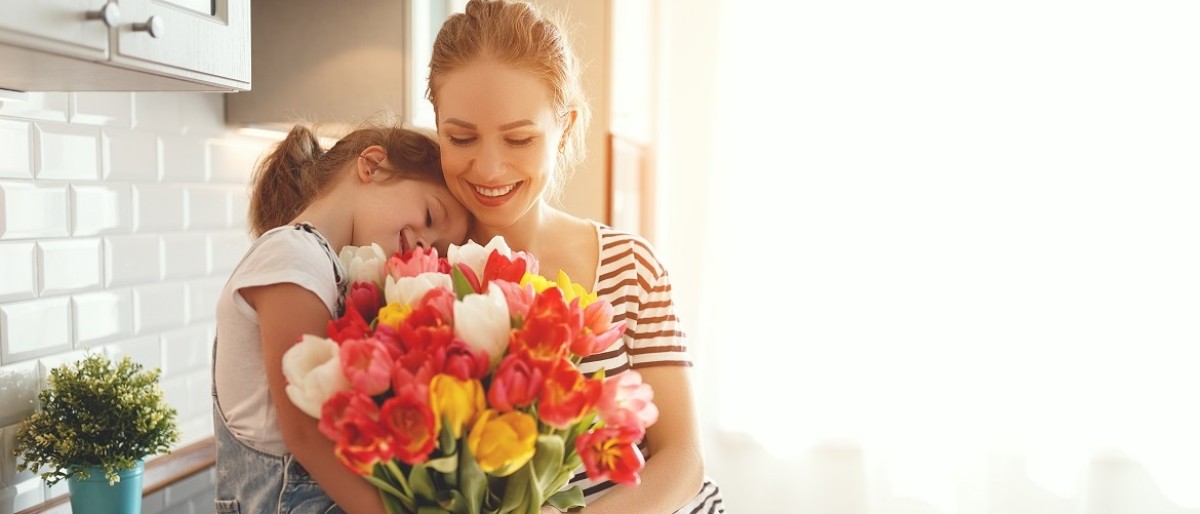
[660,1,1200,512]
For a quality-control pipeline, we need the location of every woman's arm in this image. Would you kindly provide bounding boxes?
[569,365,706,513]
[246,283,388,514]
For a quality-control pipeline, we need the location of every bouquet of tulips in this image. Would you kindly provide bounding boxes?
[281,237,659,514]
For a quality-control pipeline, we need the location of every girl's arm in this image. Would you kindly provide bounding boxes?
[567,365,706,513]
[245,282,388,514]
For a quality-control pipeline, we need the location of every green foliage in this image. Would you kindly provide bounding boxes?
[373,428,587,514]
[11,353,180,486]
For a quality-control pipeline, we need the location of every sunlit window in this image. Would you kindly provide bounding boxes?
[692,0,1200,510]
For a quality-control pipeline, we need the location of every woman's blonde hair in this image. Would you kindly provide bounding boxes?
[426,0,591,198]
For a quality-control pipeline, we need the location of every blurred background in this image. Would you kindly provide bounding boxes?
[1,0,1198,513]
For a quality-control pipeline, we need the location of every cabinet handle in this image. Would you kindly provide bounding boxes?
[85,2,121,28]
[131,16,165,39]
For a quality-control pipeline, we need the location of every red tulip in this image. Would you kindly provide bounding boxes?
[346,281,383,323]
[327,307,371,343]
[381,387,437,464]
[575,425,646,486]
[433,338,490,381]
[483,250,529,285]
[328,393,391,475]
[487,354,544,412]
[537,358,601,429]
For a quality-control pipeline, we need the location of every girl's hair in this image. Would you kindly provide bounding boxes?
[248,124,444,236]
[426,0,590,199]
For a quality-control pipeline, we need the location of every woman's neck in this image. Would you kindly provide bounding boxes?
[471,200,564,254]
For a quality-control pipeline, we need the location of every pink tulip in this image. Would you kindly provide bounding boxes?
[340,337,393,396]
[597,370,659,430]
[386,247,441,278]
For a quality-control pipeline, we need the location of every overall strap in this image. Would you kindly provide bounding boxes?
[293,222,348,317]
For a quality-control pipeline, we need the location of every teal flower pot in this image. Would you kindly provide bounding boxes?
[67,460,144,514]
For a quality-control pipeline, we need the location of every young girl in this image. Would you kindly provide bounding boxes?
[428,1,725,512]
[213,124,469,513]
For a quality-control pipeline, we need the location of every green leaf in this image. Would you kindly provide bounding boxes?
[498,462,531,513]
[417,507,452,514]
[440,422,459,456]
[532,435,565,494]
[385,460,415,499]
[426,454,458,474]
[365,474,409,503]
[374,482,416,514]
[452,266,476,299]
[441,490,468,514]
[460,439,486,514]
[546,486,586,511]
[411,464,438,502]
[369,464,417,514]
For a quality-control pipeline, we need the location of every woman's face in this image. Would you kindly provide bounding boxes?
[433,58,566,230]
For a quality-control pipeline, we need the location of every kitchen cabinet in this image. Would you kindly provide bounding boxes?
[224,0,418,132]
[0,0,250,92]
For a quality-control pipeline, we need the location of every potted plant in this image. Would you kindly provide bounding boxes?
[12,353,181,514]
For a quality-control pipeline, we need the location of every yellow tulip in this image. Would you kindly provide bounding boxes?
[430,374,485,439]
[375,303,413,330]
[467,409,537,476]
[521,271,598,308]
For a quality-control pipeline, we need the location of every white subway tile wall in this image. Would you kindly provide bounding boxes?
[34,125,100,181]
[0,121,31,179]
[0,92,275,513]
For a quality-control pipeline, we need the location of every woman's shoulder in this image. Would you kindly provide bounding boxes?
[589,220,669,277]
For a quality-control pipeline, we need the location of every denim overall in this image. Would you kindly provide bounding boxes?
[212,403,345,514]
[212,224,347,514]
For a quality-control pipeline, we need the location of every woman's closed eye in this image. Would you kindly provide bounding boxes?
[447,135,477,146]
[506,136,534,148]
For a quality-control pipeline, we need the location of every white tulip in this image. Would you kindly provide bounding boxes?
[339,243,387,286]
[453,283,512,368]
[447,236,512,281]
[282,334,350,418]
[385,272,453,306]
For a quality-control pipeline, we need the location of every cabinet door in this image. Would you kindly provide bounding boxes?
[0,0,110,60]
[110,0,250,88]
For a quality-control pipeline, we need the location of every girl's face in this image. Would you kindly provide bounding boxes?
[434,58,567,230]
[354,176,469,257]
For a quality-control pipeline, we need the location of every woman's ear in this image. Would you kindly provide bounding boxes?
[357,145,389,182]
[559,110,578,152]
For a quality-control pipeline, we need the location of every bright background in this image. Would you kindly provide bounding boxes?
[651,1,1200,512]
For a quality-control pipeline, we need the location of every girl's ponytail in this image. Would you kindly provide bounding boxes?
[248,125,323,236]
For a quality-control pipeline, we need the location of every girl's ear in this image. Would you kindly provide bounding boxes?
[356,145,389,182]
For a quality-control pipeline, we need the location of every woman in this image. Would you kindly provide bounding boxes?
[427,1,725,512]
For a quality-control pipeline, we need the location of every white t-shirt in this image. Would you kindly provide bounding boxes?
[213,224,345,455]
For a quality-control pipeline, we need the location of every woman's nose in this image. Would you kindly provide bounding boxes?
[473,142,505,181]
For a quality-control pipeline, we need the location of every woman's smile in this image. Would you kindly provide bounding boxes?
[470,180,523,206]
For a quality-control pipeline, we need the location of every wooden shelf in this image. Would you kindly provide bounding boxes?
[16,437,216,514]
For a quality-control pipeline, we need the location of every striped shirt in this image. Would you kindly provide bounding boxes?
[566,222,725,513]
